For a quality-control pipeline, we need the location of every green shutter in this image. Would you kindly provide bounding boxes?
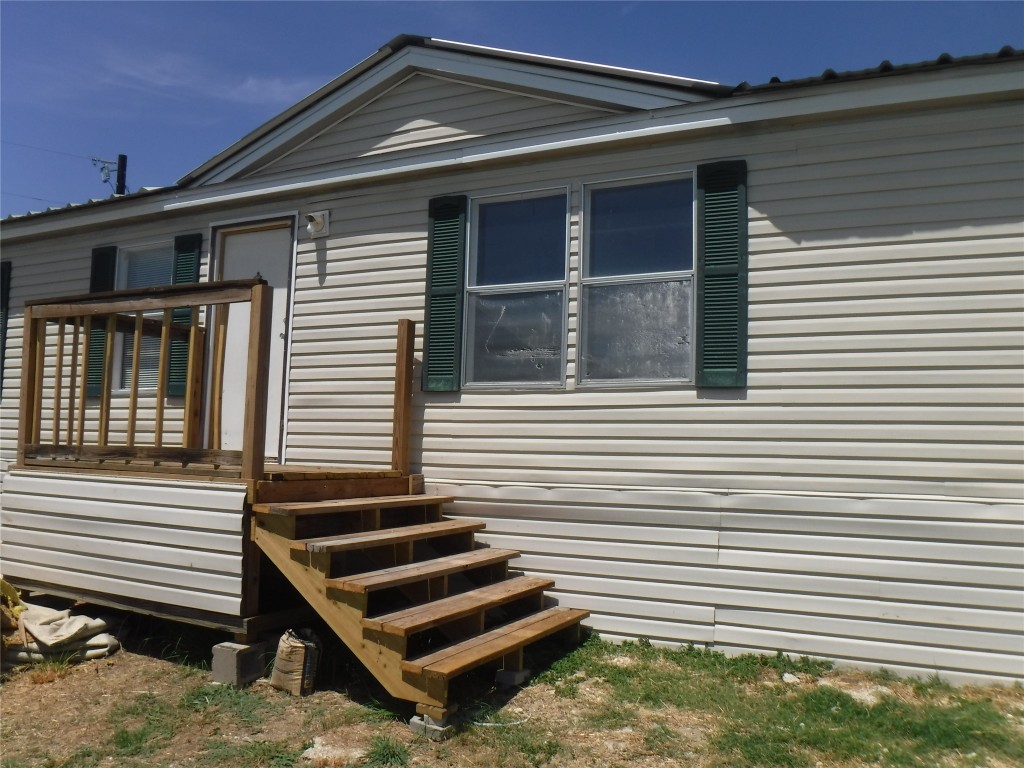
[696,160,748,388]
[87,246,117,397]
[422,196,467,392]
[167,233,202,397]
[0,261,11,386]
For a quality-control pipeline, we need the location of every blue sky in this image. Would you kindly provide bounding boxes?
[2,1,1021,218]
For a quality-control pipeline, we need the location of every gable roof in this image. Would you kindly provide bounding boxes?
[179,34,729,188]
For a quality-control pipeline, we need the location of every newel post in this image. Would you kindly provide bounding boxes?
[16,305,38,466]
[241,282,272,483]
[391,319,416,475]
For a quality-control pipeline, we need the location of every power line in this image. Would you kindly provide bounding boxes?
[1,140,94,160]
[1,191,69,205]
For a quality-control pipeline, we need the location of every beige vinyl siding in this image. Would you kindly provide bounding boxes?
[282,97,1023,501]
[248,73,616,179]
[0,471,247,615]
[436,484,1023,684]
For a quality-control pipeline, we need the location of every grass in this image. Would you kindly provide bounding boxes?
[3,630,1021,768]
[533,635,1024,767]
[364,735,411,767]
[180,682,276,726]
[197,739,305,767]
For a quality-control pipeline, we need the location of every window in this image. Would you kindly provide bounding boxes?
[464,192,567,385]
[87,233,201,397]
[581,176,694,383]
[118,244,174,389]
[421,159,747,392]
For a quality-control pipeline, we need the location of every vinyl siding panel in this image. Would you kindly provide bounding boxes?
[439,484,1023,684]
[250,73,614,179]
[0,471,247,615]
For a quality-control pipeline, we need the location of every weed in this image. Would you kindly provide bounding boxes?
[109,692,178,757]
[364,735,410,767]
[180,683,272,726]
[584,704,637,730]
[27,655,76,685]
[643,722,681,758]
[198,739,304,767]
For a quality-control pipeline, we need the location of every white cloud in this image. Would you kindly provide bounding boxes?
[221,75,323,107]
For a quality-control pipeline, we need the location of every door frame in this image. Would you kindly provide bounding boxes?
[208,213,298,464]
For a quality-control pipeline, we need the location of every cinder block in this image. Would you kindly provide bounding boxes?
[211,641,269,687]
[408,714,454,740]
[496,667,531,687]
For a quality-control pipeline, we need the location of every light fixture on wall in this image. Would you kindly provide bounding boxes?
[304,210,330,239]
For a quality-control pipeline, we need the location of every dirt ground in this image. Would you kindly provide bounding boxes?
[2,609,1022,768]
[0,647,716,768]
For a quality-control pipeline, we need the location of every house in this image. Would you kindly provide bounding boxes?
[1,36,1021,712]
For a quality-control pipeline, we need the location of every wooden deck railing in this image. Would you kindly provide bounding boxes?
[16,279,272,482]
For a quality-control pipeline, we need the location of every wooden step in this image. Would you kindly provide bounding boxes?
[401,607,590,678]
[363,575,554,637]
[253,494,453,517]
[326,548,520,595]
[291,519,485,554]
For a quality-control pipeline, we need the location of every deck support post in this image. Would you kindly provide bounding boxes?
[16,307,39,466]
[391,318,415,475]
[241,282,272,484]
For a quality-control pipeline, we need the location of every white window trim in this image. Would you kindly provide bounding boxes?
[462,186,571,389]
[578,171,697,388]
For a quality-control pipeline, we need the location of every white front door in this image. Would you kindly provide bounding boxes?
[216,221,294,461]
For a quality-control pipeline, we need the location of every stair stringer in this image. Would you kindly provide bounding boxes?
[252,519,443,709]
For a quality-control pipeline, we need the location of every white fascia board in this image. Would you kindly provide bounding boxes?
[3,63,1020,243]
[194,46,705,187]
[429,38,722,88]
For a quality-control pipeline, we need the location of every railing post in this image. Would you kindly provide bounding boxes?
[16,306,38,466]
[241,282,272,484]
[391,319,416,475]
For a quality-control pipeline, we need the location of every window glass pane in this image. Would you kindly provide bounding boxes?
[121,247,173,389]
[588,178,693,277]
[581,280,691,381]
[474,195,566,285]
[467,290,563,383]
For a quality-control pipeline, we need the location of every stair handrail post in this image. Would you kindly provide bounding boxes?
[391,318,416,475]
[16,305,39,466]
[241,281,272,484]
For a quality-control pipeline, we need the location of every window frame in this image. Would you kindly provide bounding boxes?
[113,239,176,393]
[461,186,571,389]
[578,171,697,388]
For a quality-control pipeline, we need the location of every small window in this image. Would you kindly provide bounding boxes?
[581,176,695,384]
[119,244,174,389]
[465,192,567,385]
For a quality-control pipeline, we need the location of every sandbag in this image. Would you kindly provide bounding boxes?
[269,629,321,696]
[4,633,120,663]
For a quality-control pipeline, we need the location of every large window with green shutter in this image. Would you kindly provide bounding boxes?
[422,159,747,392]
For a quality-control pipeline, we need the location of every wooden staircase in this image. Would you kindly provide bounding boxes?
[251,491,589,722]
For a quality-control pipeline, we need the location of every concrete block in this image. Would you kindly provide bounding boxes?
[496,667,531,688]
[211,641,269,687]
[409,714,454,741]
